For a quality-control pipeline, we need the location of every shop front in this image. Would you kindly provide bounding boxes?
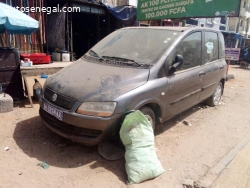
[46,0,128,60]
[70,2,121,59]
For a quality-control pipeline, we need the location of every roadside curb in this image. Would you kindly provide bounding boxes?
[194,138,250,188]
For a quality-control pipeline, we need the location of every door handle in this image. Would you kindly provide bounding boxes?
[199,72,205,76]
[220,66,224,69]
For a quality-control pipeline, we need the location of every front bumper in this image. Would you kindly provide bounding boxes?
[39,98,124,146]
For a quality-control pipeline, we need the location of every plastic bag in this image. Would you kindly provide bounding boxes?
[120,110,165,184]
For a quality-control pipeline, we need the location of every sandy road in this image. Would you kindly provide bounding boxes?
[0,65,249,188]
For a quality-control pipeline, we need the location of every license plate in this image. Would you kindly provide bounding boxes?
[44,103,63,121]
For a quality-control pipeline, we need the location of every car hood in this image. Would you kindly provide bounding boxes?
[45,59,149,102]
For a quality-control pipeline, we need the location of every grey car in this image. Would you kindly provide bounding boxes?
[39,27,227,146]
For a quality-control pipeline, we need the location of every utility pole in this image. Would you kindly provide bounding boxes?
[236,16,241,33]
[244,18,249,47]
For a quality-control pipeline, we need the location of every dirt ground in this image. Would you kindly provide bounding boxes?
[0,65,250,188]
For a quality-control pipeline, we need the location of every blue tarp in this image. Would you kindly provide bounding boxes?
[221,31,245,48]
[103,3,137,26]
[221,31,241,40]
[0,2,38,35]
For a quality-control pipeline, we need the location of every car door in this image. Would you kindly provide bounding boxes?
[200,31,226,101]
[164,31,203,119]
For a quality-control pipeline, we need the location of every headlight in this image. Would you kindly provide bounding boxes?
[76,102,117,117]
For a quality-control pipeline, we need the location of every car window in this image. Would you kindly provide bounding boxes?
[174,32,202,70]
[218,32,225,59]
[205,32,219,62]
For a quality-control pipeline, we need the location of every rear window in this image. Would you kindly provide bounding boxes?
[204,32,219,62]
[218,32,225,59]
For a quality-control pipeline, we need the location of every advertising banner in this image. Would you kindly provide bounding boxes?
[225,48,240,61]
[137,0,240,20]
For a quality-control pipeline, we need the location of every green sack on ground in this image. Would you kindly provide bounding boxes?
[120,110,165,184]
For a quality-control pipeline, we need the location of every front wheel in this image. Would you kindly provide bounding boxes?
[206,82,223,107]
[139,106,156,130]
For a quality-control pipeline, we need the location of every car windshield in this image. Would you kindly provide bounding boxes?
[86,28,180,65]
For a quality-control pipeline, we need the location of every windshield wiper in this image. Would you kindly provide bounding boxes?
[102,56,141,67]
[88,50,104,61]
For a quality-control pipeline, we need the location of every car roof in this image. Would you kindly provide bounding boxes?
[122,26,220,33]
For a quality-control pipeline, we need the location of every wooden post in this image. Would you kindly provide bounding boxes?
[182,19,185,27]
[6,30,9,47]
[21,73,34,108]
[226,60,230,75]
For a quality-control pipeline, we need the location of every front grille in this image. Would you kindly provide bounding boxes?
[44,87,76,110]
[40,108,102,138]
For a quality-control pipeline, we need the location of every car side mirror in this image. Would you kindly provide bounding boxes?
[168,55,183,75]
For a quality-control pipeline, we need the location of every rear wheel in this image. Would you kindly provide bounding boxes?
[206,82,223,107]
[139,106,156,130]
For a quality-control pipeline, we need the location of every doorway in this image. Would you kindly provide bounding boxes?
[72,13,95,58]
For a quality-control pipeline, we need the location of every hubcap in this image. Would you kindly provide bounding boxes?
[214,84,222,105]
[145,114,153,126]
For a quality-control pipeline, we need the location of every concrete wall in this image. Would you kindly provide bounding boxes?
[103,0,128,6]
[128,0,137,6]
[117,0,127,6]
[198,18,221,30]
[228,17,238,32]
[228,0,250,37]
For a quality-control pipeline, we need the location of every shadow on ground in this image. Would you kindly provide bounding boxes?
[230,66,250,71]
[13,116,126,180]
[13,102,206,181]
[155,103,206,135]
[13,97,40,108]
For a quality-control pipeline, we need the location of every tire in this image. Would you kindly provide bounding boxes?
[139,106,156,130]
[206,82,223,107]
